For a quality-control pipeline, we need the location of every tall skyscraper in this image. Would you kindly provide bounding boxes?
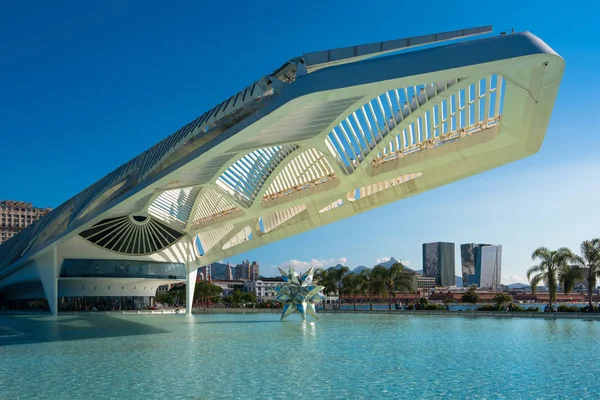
[250,261,260,280]
[422,242,455,286]
[233,260,260,281]
[479,245,502,291]
[461,244,490,287]
[0,200,52,244]
[198,265,212,281]
[460,244,476,286]
[461,243,502,291]
[224,264,234,280]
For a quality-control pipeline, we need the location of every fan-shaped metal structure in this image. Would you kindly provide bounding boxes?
[79,215,184,255]
[0,26,565,315]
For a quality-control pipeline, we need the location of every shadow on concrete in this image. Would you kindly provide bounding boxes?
[0,314,168,347]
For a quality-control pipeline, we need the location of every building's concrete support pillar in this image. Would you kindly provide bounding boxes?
[35,246,59,316]
[186,267,197,315]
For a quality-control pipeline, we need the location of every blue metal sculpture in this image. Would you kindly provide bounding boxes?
[272,266,324,321]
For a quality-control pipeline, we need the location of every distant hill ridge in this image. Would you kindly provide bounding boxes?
[342,257,462,287]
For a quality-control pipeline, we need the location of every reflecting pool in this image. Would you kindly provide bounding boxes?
[1,313,600,399]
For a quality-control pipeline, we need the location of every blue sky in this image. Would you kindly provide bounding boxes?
[1,1,598,283]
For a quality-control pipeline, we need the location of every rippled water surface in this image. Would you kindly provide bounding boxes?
[1,313,599,399]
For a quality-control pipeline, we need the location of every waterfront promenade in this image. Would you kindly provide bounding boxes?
[190,307,600,320]
[6,307,600,320]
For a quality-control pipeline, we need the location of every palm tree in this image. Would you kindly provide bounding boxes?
[342,273,362,310]
[315,266,349,309]
[372,263,411,310]
[462,285,479,311]
[492,292,512,310]
[371,265,389,307]
[527,247,573,309]
[359,269,381,310]
[332,266,350,309]
[314,268,336,309]
[558,264,583,295]
[571,239,600,308]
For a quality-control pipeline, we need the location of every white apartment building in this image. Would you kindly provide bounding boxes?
[243,278,284,300]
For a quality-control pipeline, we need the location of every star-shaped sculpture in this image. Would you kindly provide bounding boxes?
[271,266,324,321]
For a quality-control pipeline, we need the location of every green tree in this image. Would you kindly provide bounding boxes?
[359,269,380,310]
[371,265,391,308]
[161,285,185,307]
[372,263,411,310]
[558,265,583,295]
[527,247,573,309]
[571,239,600,308]
[492,292,512,310]
[462,286,479,310]
[443,297,455,308]
[342,273,362,310]
[194,282,223,306]
[314,268,337,309]
[156,291,178,306]
[223,289,257,308]
[332,266,350,309]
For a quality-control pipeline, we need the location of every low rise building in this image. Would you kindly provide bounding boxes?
[0,200,52,244]
[417,276,436,290]
[211,280,245,297]
[243,277,284,300]
[156,285,170,295]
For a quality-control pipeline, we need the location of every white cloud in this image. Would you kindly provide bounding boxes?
[375,257,411,266]
[272,257,348,274]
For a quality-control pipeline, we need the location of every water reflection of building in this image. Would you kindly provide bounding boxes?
[461,243,502,291]
[422,242,455,286]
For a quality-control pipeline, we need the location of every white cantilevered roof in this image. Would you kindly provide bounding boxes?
[0,26,564,277]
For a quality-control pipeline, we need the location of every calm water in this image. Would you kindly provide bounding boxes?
[1,313,600,399]
[338,304,548,311]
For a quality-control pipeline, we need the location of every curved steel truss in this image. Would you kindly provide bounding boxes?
[325,74,504,173]
[79,215,184,255]
[0,28,564,278]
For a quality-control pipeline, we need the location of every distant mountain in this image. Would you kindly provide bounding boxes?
[210,262,228,280]
[352,266,370,274]
[508,283,529,289]
[329,263,346,270]
[375,257,399,269]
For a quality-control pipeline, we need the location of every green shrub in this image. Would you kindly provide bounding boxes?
[256,300,280,308]
[556,305,579,312]
[511,305,540,312]
[476,304,501,311]
[424,304,445,311]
